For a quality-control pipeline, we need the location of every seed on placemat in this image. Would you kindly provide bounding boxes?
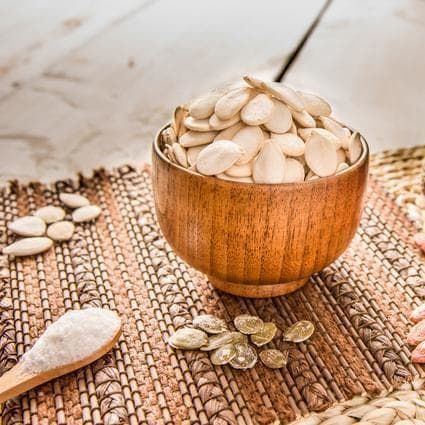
[47,221,75,241]
[234,314,264,335]
[283,320,315,343]
[193,314,227,334]
[251,322,277,347]
[59,193,90,209]
[72,205,102,223]
[8,216,46,237]
[231,332,249,345]
[259,349,288,368]
[200,331,235,351]
[34,206,66,224]
[229,343,257,369]
[2,237,53,257]
[168,327,208,350]
[210,343,237,365]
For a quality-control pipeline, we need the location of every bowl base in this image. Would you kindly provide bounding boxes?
[208,276,308,298]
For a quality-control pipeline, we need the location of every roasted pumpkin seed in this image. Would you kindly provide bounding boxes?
[251,322,277,346]
[193,314,227,334]
[234,314,264,334]
[259,349,288,368]
[283,320,315,343]
[210,343,237,365]
[229,343,258,369]
[168,327,208,350]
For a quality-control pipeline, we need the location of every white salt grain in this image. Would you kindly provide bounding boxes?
[23,308,121,373]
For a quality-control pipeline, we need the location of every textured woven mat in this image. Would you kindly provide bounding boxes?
[0,146,425,425]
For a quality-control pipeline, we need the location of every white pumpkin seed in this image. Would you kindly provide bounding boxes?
[184,116,212,132]
[59,193,90,209]
[232,125,264,164]
[241,94,274,125]
[336,148,346,164]
[215,87,253,120]
[253,140,285,184]
[311,128,342,149]
[305,132,338,177]
[161,126,177,146]
[263,99,292,134]
[243,76,304,111]
[3,237,53,256]
[297,91,332,117]
[196,140,243,176]
[8,216,46,237]
[193,314,227,334]
[179,131,217,148]
[348,132,363,164]
[291,109,316,128]
[319,116,348,147]
[172,143,188,167]
[72,205,101,223]
[282,158,305,183]
[187,145,209,166]
[189,89,227,119]
[271,133,305,157]
[298,128,314,142]
[215,174,254,183]
[173,105,188,136]
[225,162,252,178]
[214,122,244,142]
[168,327,208,350]
[266,83,305,112]
[34,206,66,224]
[46,221,75,241]
[259,349,288,368]
[209,113,241,131]
[343,127,352,140]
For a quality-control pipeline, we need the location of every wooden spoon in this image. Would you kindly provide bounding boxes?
[0,327,121,403]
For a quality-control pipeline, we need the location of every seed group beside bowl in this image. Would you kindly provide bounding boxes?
[160,76,363,184]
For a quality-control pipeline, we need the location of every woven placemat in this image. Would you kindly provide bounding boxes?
[0,146,425,425]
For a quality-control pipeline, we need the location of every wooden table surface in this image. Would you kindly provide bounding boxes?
[0,0,424,183]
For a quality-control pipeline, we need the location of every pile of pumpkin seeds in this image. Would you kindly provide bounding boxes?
[161,75,363,184]
[2,193,102,257]
[168,314,315,370]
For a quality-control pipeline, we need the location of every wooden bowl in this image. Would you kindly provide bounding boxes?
[152,124,369,298]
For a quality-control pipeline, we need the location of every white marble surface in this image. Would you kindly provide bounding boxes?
[0,0,326,183]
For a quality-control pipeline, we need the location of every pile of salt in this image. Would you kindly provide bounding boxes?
[23,308,121,373]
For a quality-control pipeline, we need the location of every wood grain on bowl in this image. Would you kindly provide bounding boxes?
[152,125,369,298]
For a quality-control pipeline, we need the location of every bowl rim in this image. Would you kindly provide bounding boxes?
[153,122,369,187]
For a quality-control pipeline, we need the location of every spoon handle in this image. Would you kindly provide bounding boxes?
[0,363,36,403]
